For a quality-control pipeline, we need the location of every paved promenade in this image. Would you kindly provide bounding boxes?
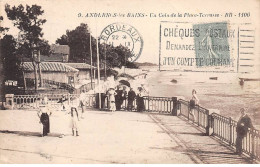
[0,109,254,164]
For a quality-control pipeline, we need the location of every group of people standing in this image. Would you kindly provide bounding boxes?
[106,84,148,112]
[37,87,254,157]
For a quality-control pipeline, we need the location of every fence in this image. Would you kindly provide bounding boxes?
[73,82,95,94]
[211,113,260,160]
[143,96,176,114]
[10,93,260,160]
[178,99,209,132]
[178,99,260,160]
[13,94,80,110]
[113,96,177,114]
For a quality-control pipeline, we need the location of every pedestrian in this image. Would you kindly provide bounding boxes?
[121,86,128,109]
[236,108,253,155]
[38,96,52,137]
[127,88,136,111]
[70,107,80,136]
[79,90,86,119]
[136,87,145,112]
[107,88,116,112]
[61,94,67,112]
[189,89,199,122]
[115,86,123,110]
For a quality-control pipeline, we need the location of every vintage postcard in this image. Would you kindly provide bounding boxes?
[0,0,259,164]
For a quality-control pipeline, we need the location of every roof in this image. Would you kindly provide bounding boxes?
[65,63,96,69]
[23,62,78,73]
[40,55,67,62]
[50,44,69,55]
[40,44,69,62]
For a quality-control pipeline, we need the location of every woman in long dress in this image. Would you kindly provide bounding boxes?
[70,107,80,136]
[38,97,52,137]
[107,88,116,112]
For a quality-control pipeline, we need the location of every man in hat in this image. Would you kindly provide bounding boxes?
[127,88,136,111]
[236,108,253,155]
[115,86,123,110]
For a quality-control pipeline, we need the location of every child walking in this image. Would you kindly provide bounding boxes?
[70,107,80,136]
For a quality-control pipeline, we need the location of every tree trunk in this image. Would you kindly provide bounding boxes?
[22,70,27,92]
[32,61,38,91]
[38,63,42,87]
[32,49,38,92]
[37,50,42,87]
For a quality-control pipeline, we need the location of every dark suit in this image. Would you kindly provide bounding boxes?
[127,90,136,111]
[236,114,253,154]
[115,90,123,110]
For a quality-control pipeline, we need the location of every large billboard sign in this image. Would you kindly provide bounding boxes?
[159,22,246,72]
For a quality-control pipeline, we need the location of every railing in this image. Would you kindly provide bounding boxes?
[118,96,176,114]
[211,113,260,160]
[42,79,75,91]
[83,94,96,108]
[178,99,259,160]
[13,95,39,109]
[178,99,209,131]
[74,82,95,94]
[144,96,174,114]
[10,93,260,160]
[25,78,75,92]
[13,94,79,110]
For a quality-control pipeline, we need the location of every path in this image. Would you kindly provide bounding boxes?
[0,109,254,164]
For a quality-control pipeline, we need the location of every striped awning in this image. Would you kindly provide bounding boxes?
[23,62,78,73]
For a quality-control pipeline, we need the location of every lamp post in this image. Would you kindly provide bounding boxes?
[89,32,93,89]
[104,42,107,80]
[97,38,101,109]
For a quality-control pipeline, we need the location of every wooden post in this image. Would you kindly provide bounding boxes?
[104,42,107,80]
[22,70,27,91]
[147,96,150,112]
[206,110,210,136]
[172,97,177,116]
[198,106,200,126]
[96,38,101,109]
[38,50,42,87]
[90,33,93,89]
[251,131,255,159]
[188,105,190,121]
[229,117,232,146]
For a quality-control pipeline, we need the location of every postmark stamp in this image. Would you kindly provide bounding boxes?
[158,21,248,72]
[100,22,143,62]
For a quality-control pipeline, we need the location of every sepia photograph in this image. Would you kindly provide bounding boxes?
[0,0,259,164]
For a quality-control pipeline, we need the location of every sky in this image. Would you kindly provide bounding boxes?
[1,0,259,65]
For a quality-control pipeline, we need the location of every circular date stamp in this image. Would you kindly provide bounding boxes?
[100,22,143,62]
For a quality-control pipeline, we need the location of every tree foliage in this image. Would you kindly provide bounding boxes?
[5,4,50,60]
[56,34,69,45]
[5,4,46,45]
[0,35,23,84]
[0,16,9,35]
[5,4,51,90]
[56,23,138,69]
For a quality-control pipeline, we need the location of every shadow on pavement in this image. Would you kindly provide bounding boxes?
[176,132,206,136]
[0,130,61,138]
